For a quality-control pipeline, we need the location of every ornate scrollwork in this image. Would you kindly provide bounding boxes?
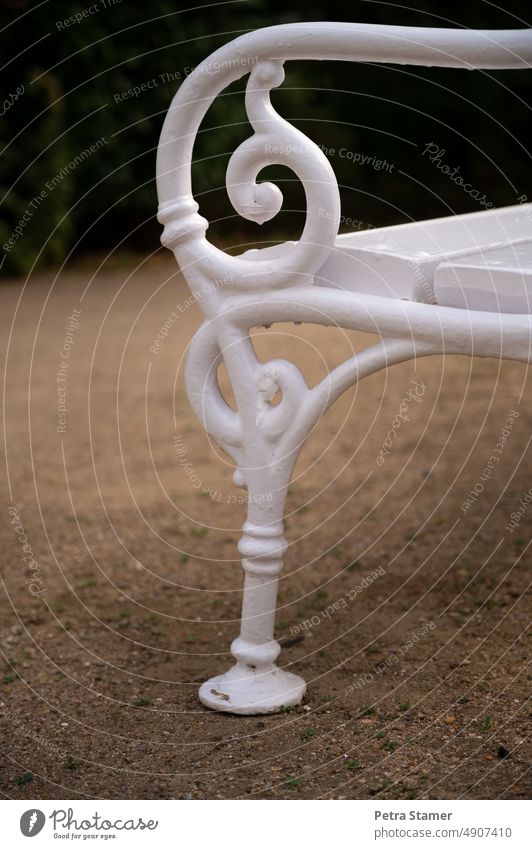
[255,359,309,439]
[157,23,532,305]
[158,57,341,297]
[222,60,341,290]
[184,322,243,468]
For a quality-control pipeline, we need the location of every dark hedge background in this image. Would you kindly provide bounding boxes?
[0,0,531,275]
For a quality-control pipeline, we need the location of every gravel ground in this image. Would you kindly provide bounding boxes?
[1,253,530,799]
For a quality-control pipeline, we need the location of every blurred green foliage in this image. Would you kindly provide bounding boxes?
[0,0,530,276]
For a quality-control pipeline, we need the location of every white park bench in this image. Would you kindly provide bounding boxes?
[156,23,532,714]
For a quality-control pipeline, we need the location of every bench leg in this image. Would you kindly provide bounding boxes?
[199,474,306,715]
[187,323,421,713]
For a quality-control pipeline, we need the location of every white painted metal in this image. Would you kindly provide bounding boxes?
[435,240,532,313]
[156,23,532,714]
[315,204,532,303]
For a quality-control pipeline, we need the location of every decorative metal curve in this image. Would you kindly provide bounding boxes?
[223,59,341,290]
[226,61,287,227]
[184,322,243,467]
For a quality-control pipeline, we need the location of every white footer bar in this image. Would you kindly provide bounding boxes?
[3,799,528,848]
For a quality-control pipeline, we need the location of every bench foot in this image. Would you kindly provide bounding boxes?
[199,662,306,714]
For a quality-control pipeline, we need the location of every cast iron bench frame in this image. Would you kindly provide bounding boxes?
[156,23,532,714]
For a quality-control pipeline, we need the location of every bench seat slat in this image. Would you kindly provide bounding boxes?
[314,203,531,303]
[435,240,532,314]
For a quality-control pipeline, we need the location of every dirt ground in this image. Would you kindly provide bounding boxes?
[1,252,530,800]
